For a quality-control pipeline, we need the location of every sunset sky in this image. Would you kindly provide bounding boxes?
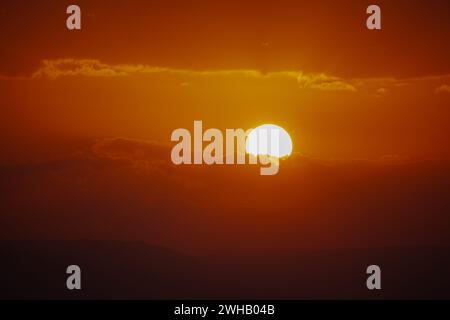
[1,0,450,258]
[1,0,450,160]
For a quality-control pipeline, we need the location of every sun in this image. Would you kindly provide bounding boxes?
[245,124,293,158]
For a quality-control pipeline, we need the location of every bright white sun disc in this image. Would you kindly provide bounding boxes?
[245,124,293,158]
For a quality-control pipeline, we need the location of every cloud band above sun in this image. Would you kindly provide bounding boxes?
[1,58,449,97]
[30,58,357,92]
[0,58,436,95]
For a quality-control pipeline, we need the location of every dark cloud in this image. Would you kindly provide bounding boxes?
[1,137,450,256]
[92,137,170,163]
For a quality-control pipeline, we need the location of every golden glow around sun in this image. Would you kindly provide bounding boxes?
[246,124,293,158]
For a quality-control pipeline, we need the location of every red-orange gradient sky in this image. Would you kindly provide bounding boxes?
[0,0,450,255]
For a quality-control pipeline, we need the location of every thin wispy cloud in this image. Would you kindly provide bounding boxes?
[0,58,447,95]
[436,84,450,94]
[30,59,357,92]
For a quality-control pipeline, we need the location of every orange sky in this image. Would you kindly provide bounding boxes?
[1,0,450,77]
[0,0,450,255]
[1,0,449,162]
